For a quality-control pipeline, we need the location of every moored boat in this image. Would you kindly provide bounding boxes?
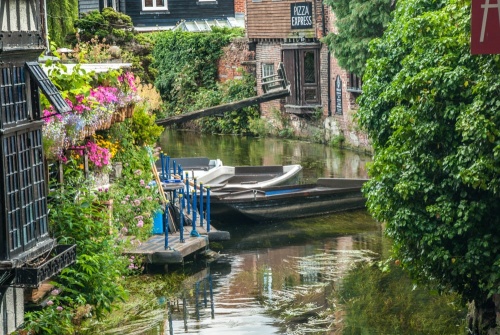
[206,178,368,223]
[157,156,223,181]
[196,164,303,189]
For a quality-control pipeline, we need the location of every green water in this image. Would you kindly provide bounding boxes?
[102,130,465,334]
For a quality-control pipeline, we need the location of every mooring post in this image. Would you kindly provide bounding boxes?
[185,172,190,214]
[199,183,204,227]
[164,203,169,249]
[191,189,198,237]
[206,187,211,233]
[179,194,185,243]
[166,155,171,180]
[160,152,165,180]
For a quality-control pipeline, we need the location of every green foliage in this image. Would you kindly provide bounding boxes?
[357,0,500,305]
[323,0,394,76]
[46,0,79,47]
[74,8,134,46]
[152,28,243,114]
[339,263,466,334]
[130,104,164,145]
[196,72,260,134]
[248,117,272,137]
[329,134,345,147]
[46,162,129,321]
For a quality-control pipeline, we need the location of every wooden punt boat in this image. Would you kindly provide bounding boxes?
[196,164,303,189]
[206,178,368,223]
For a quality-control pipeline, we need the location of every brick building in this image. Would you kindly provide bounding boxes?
[245,0,371,152]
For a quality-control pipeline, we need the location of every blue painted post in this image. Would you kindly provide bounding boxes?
[173,160,177,178]
[179,194,185,243]
[166,155,171,179]
[185,172,190,214]
[206,187,211,233]
[191,189,198,236]
[199,183,204,227]
[164,203,169,249]
[160,152,165,180]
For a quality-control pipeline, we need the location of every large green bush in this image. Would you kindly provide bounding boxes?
[357,0,500,330]
[152,28,244,115]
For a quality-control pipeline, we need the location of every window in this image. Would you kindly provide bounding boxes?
[25,62,71,116]
[282,46,320,106]
[347,72,362,93]
[143,0,168,11]
[262,63,275,78]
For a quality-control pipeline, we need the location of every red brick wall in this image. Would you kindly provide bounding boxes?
[217,37,255,82]
[234,0,245,14]
[255,42,283,118]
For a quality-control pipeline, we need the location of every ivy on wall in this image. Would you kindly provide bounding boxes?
[46,0,79,47]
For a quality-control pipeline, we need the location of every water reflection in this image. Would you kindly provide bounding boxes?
[159,130,371,183]
[144,209,381,335]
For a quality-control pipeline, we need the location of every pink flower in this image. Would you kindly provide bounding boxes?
[137,220,144,228]
[47,300,54,306]
[51,289,60,296]
[56,306,63,311]
[140,180,145,186]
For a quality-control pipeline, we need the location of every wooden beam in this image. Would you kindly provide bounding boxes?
[156,88,290,127]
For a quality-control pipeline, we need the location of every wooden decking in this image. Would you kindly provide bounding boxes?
[126,223,229,264]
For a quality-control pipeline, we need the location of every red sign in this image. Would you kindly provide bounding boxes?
[471,0,500,54]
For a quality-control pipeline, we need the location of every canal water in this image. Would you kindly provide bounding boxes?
[151,130,381,334]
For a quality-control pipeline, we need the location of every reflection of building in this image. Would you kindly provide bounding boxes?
[0,1,75,333]
[246,0,370,151]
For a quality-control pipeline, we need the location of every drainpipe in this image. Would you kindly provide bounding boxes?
[43,0,50,54]
[322,3,332,116]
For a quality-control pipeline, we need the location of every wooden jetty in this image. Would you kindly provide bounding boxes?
[126,224,229,264]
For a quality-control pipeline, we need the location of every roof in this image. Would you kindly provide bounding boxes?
[173,16,245,32]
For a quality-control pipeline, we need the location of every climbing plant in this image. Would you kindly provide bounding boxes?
[323,0,394,77]
[152,28,244,117]
[46,0,79,47]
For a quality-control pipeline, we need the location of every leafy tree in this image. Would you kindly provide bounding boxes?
[357,0,500,332]
[74,8,135,45]
[323,0,394,76]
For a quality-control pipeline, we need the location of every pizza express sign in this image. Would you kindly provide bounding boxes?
[291,3,313,29]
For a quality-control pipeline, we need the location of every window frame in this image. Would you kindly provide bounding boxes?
[142,0,168,11]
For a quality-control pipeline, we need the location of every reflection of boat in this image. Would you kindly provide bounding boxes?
[207,178,368,223]
[196,164,303,189]
[157,156,223,180]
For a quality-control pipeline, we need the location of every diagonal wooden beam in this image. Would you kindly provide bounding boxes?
[156,88,290,127]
